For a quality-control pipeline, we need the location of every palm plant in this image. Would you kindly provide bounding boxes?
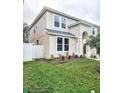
[86,33,100,55]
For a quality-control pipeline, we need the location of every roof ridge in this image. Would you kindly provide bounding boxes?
[29,6,100,30]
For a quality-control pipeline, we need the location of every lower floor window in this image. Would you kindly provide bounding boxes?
[64,38,69,51]
[57,37,69,51]
[64,45,69,51]
[57,45,62,51]
[57,37,63,51]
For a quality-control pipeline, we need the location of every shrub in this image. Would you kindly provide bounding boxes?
[61,56,65,61]
[75,55,78,58]
[80,55,83,58]
[68,55,71,59]
[91,55,96,58]
[51,54,54,59]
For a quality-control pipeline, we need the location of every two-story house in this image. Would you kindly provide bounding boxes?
[28,6,100,59]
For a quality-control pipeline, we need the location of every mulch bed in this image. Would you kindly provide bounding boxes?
[34,56,86,64]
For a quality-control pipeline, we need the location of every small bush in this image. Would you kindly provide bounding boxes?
[51,54,54,59]
[68,55,71,59]
[80,55,83,58]
[75,55,78,58]
[61,56,65,61]
[91,55,96,58]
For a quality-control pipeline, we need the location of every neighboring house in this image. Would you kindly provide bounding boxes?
[28,6,100,59]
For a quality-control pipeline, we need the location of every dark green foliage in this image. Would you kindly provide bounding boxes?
[89,33,100,54]
[23,22,29,43]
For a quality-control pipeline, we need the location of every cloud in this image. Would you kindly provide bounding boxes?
[23,0,100,25]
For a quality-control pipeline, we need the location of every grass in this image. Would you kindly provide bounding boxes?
[23,58,100,93]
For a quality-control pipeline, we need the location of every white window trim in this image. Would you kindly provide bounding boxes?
[91,27,98,36]
[92,29,95,35]
[53,15,60,28]
[91,27,95,36]
[56,36,63,53]
[64,38,69,51]
[56,36,69,53]
[61,17,67,29]
[53,15,67,30]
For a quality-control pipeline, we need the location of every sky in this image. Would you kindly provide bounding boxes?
[23,0,100,25]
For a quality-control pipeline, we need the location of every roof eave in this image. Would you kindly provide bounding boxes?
[28,6,100,31]
[47,32,76,38]
[28,7,47,30]
[68,22,100,28]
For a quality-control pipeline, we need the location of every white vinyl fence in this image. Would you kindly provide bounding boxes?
[23,43,44,61]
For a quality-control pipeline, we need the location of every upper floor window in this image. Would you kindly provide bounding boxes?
[92,27,95,35]
[33,28,35,34]
[61,18,66,29]
[54,16,60,27]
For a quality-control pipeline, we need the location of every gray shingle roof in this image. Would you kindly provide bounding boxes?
[45,28,75,37]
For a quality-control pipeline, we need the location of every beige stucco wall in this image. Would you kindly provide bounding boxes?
[48,35,76,58]
[29,12,47,43]
[69,37,77,55]
[69,25,82,55]
[29,32,50,59]
[68,24,99,57]
[68,25,80,36]
[28,12,50,59]
[46,11,78,31]
[28,11,78,59]
[80,24,91,36]
[49,35,57,58]
[28,10,99,59]
[39,33,50,59]
[90,47,97,58]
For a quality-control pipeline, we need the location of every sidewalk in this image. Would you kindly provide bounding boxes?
[88,58,100,61]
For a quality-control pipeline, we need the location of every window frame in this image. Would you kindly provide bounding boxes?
[56,37,69,52]
[64,38,69,51]
[57,37,63,51]
[92,27,95,35]
[54,15,60,27]
[53,15,67,29]
[61,17,67,29]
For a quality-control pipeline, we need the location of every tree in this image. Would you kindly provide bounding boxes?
[88,33,100,55]
[23,22,29,43]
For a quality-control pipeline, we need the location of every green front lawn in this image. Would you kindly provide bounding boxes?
[23,58,100,93]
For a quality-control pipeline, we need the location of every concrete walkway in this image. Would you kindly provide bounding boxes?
[88,58,100,61]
